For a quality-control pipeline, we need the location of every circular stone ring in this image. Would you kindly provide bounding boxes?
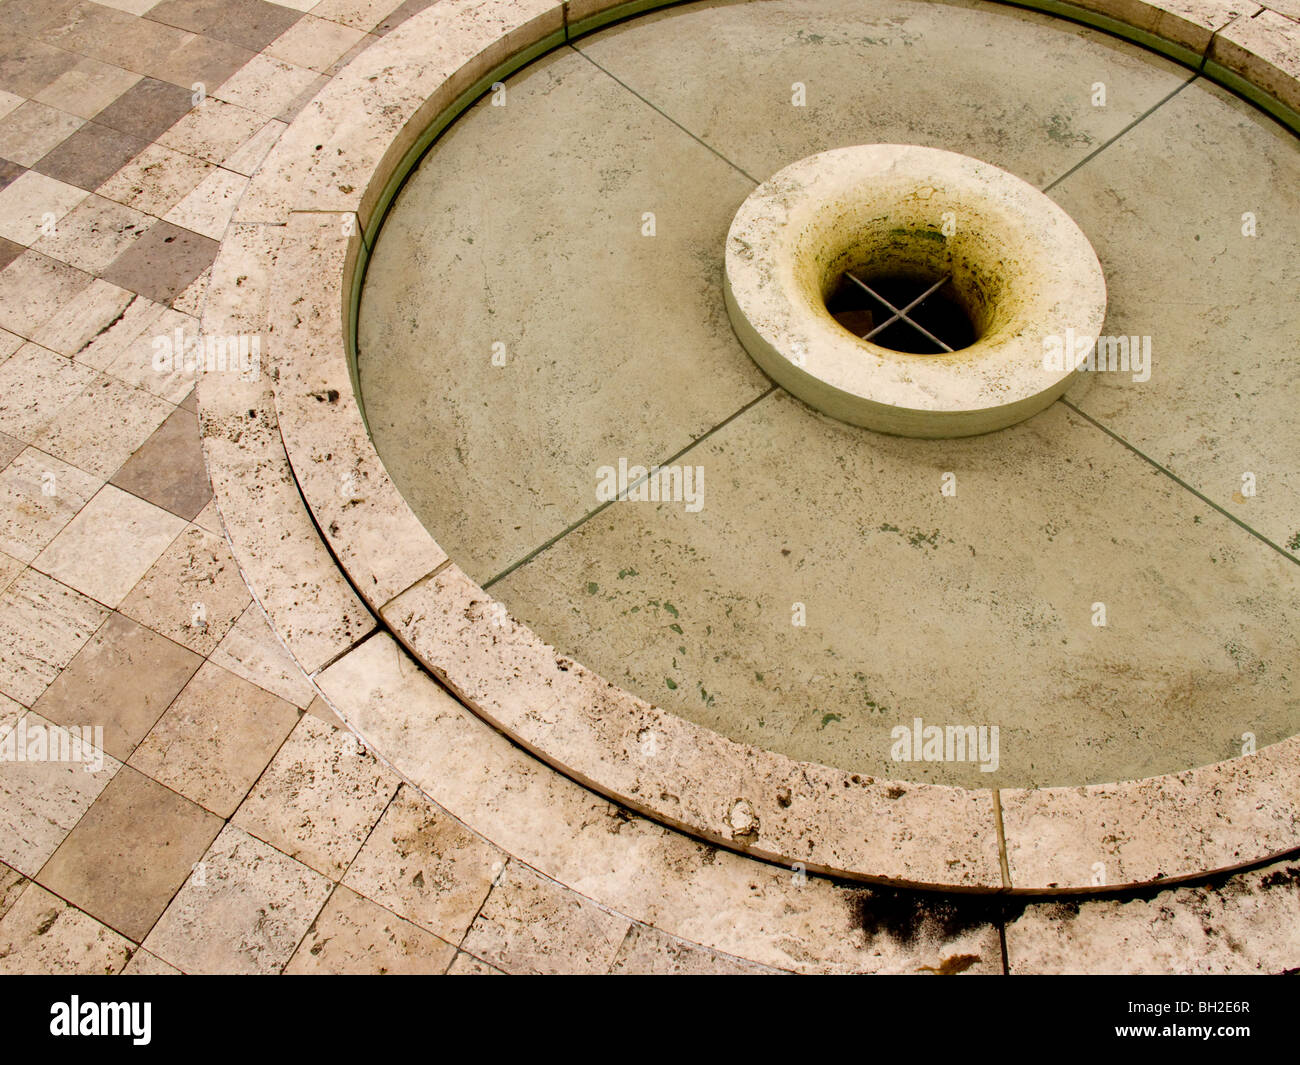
[724,143,1108,437]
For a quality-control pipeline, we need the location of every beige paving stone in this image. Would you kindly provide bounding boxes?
[170,266,210,317]
[118,522,251,653]
[33,374,173,479]
[0,90,23,123]
[110,405,213,521]
[69,291,165,370]
[608,923,777,974]
[0,882,133,974]
[1210,7,1300,113]
[0,861,26,921]
[0,448,101,562]
[158,89,267,166]
[127,660,300,818]
[232,711,398,878]
[446,951,502,974]
[215,54,321,117]
[284,883,457,973]
[0,253,93,340]
[310,0,407,30]
[0,429,21,467]
[96,141,214,216]
[121,947,181,973]
[460,861,631,975]
[305,694,347,730]
[163,166,247,240]
[38,765,222,942]
[30,279,139,358]
[34,57,142,120]
[209,602,317,708]
[29,194,154,273]
[0,690,20,731]
[343,785,502,943]
[1007,859,1300,974]
[34,485,185,608]
[192,498,223,535]
[32,611,201,762]
[143,823,332,974]
[0,100,84,166]
[0,711,121,876]
[105,306,201,402]
[0,329,22,366]
[266,14,368,71]
[222,117,286,175]
[0,342,98,440]
[0,170,90,246]
[0,570,108,706]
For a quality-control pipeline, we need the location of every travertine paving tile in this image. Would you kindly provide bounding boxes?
[110,405,213,520]
[0,711,120,875]
[0,861,26,920]
[208,601,315,707]
[30,194,154,274]
[93,76,196,143]
[127,660,300,817]
[446,951,502,974]
[34,121,151,192]
[0,101,84,167]
[38,765,222,942]
[343,786,502,943]
[33,57,142,120]
[96,141,213,217]
[222,117,285,175]
[104,306,198,401]
[120,948,181,973]
[118,522,250,653]
[143,823,332,974]
[233,712,398,878]
[32,611,201,762]
[214,53,320,117]
[0,170,89,246]
[150,0,305,53]
[265,14,367,72]
[0,254,93,339]
[68,291,164,370]
[608,923,775,974]
[1007,859,1300,974]
[0,690,20,731]
[0,570,108,706]
[0,882,133,974]
[158,96,265,164]
[460,861,631,975]
[33,374,173,478]
[146,34,255,93]
[35,485,185,607]
[170,266,209,316]
[312,0,407,31]
[0,342,98,439]
[100,219,220,304]
[0,430,22,468]
[0,237,22,272]
[0,38,79,99]
[30,279,139,357]
[163,166,247,240]
[0,448,101,562]
[0,328,22,365]
[284,884,457,973]
[0,91,23,125]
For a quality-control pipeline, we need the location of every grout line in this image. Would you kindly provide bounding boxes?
[1041,74,1198,193]
[568,44,762,187]
[482,386,776,589]
[1061,398,1298,566]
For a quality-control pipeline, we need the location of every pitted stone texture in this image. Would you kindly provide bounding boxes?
[1211,8,1300,113]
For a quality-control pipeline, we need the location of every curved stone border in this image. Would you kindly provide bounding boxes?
[723,143,1107,437]
[197,0,1300,896]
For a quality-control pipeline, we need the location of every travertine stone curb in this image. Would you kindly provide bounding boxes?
[197,0,1300,895]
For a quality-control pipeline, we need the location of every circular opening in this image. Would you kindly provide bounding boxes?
[825,268,979,354]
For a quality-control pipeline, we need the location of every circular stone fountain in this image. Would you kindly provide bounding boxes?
[723,143,1108,436]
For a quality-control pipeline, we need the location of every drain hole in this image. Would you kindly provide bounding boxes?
[827,271,977,354]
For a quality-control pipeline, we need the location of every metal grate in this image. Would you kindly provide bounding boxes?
[828,271,975,354]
